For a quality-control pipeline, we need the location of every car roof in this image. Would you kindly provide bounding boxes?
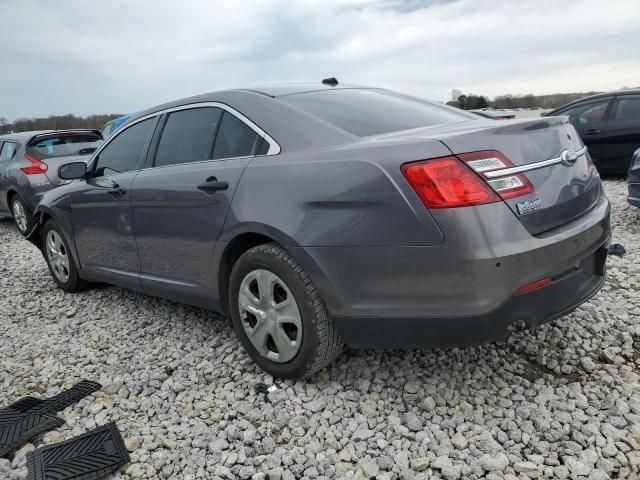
[125,82,378,128]
[552,88,640,112]
[235,82,372,98]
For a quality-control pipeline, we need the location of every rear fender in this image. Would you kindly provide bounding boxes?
[216,222,345,317]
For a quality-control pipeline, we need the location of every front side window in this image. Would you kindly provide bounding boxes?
[212,111,260,160]
[561,100,610,127]
[155,107,222,167]
[94,118,155,177]
[0,142,18,162]
[611,97,640,122]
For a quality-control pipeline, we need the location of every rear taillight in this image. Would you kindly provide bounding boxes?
[20,154,48,175]
[401,150,534,209]
[401,156,500,208]
[458,150,533,200]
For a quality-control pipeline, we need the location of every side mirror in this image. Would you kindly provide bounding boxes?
[58,161,88,180]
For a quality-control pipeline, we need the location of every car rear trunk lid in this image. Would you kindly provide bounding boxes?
[410,117,602,235]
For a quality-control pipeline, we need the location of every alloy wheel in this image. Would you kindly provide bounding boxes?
[238,269,303,363]
[12,199,28,233]
[46,230,70,283]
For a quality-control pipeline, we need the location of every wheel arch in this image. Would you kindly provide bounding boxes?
[216,223,336,317]
[5,187,26,214]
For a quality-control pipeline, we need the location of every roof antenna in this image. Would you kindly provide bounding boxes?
[322,77,339,86]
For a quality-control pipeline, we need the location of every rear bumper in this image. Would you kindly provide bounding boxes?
[335,244,608,348]
[292,192,611,347]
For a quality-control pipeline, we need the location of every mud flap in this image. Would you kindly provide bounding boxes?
[25,219,42,251]
[26,422,130,480]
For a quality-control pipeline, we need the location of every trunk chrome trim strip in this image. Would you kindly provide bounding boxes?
[483,146,588,178]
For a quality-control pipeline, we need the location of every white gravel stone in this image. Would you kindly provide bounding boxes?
[0,180,638,480]
[480,453,510,472]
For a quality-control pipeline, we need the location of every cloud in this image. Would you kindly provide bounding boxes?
[0,0,638,120]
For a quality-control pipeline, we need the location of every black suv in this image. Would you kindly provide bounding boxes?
[549,89,640,174]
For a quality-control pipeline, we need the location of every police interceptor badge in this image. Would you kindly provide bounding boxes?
[516,198,543,215]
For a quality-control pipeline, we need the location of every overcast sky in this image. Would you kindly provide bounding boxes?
[1,0,639,120]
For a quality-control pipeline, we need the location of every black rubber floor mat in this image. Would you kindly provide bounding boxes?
[6,396,42,412]
[0,380,102,458]
[1,380,102,418]
[0,409,64,458]
[26,423,130,480]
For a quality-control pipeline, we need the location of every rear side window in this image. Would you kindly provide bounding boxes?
[94,118,155,177]
[0,142,18,162]
[279,89,474,136]
[28,133,103,160]
[611,97,640,122]
[212,112,260,160]
[561,100,610,127]
[155,107,223,167]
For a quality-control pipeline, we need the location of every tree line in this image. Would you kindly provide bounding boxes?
[447,90,603,110]
[0,114,123,135]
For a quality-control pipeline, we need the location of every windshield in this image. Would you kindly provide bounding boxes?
[279,88,474,136]
[28,133,103,159]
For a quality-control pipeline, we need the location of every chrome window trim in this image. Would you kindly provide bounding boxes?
[483,146,588,178]
[88,101,281,168]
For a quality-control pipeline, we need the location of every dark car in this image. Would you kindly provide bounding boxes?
[469,109,516,120]
[31,83,610,378]
[0,130,103,235]
[628,148,640,207]
[548,89,640,174]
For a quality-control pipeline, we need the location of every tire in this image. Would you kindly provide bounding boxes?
[42,220,87,293]
[10,195,33,236]
[228,243,342,378]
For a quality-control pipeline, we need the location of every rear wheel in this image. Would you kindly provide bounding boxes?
[11,196,32,236]
[42,220,87,293]
[228,243,342,378]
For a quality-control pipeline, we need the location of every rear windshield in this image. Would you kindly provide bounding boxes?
[27,133,103,159]
[279,89,474,136]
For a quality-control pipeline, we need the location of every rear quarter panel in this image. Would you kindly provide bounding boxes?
[222,139,452,247]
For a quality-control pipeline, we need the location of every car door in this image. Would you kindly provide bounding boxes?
[0,141,18,214]
[131,106,265,306]
[68,116,158,290]
[600,95,640,173]
[559,98,613,165]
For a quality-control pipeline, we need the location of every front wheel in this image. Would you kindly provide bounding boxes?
[228,243,342,378]
[42,220,87,293]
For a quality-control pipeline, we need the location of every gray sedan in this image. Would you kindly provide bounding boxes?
[0,130,103,235]
[31,83,610,378]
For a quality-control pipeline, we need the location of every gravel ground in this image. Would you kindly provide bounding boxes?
[0,180,638,480]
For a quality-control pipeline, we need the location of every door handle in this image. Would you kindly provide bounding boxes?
[107,183,126,196]
[584,129,600,135]
[197,177,229,193]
